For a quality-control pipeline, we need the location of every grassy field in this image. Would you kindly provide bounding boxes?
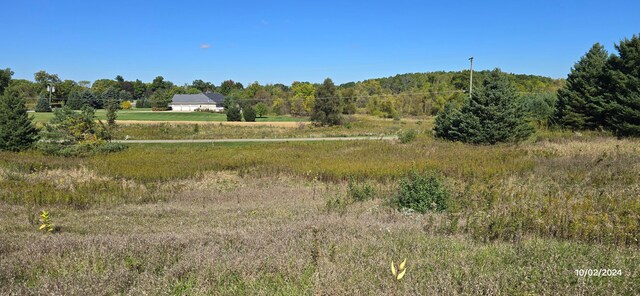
[31,109,308,123]
[1,124,639,294]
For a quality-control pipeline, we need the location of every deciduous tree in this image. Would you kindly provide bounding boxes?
[311,78,342,125]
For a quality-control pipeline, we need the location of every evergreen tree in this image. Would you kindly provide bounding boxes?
[433,102,464,141]
[226,105,242,121]
[434,69,533,144]
[604,35,640,137]
[102,87,121,127]
[35,97,52,112]
[66,92,85,110]
[0,91,39,151]
[312,78,342,125]
[243,105,256,122]
[555,43,609,129]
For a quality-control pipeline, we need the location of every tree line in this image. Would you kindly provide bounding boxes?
[434,34,640,144]
[0,67,562,117]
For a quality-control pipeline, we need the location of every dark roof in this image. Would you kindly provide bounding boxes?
[204,92,225,104]
[170,93,217,105]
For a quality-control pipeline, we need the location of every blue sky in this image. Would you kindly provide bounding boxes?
[2,0,638,86]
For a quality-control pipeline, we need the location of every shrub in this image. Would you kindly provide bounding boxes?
[135,98,151,108]
[36,106,124,156]
[243,105,256,122]
[121,101,132,109]
[226,105,242,121]
[395,170,449,213]
[347,179,376,201]
[35,97,52,112]
[398,129,417,144]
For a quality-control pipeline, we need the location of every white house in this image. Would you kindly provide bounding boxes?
[169,93,225,112]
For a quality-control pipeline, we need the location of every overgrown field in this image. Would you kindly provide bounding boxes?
[110,115,424,140]
[1,132,639,294]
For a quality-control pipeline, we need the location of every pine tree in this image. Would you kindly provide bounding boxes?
[243,105,256,122]
[434,69,533,144]
[555,43,609,129]
[604,35,640,137]
[102,87,120,127]
[66,92,84,110]
[0,91,39,151]
[35,97,52,112]
[226,105,242,121]
[312,78,342,125]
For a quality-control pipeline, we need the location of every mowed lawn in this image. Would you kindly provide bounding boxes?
[31,109,308,123]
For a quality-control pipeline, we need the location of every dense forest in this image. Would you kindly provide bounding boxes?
[0,68,563,118]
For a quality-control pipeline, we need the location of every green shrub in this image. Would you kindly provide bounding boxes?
[325,193,351,215]
[36,106,125,156]
[398,129,417,144]
[347,179,376,201]
[243,105,256,122]
[395,170,449,213]
[35,97,52,112]
[226,105,242,121]
[135,98,151,108]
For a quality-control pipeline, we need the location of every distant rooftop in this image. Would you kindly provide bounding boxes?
[204,92,225,104]
[171,93,216,105]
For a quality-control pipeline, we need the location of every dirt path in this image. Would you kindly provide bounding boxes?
[113,136,397,144]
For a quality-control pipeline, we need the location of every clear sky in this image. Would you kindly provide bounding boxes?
[1,0,638,86]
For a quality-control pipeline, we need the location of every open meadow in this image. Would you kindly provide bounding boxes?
[1,123,639,294]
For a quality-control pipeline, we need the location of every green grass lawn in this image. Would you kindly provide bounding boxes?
[31,109,308,123]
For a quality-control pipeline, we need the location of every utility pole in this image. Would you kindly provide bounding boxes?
[468,57,474,99]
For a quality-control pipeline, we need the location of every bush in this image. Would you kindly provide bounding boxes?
[226,105,242,121]
[135,98,151,108]
[395,170,449,213]
[36,106,124,156]
[347,179,376,201]
[398,129,417,144]
[35,97,52,112]
[243,105,256,122]
[121,101,132,109]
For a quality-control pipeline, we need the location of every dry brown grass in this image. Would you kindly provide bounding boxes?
[1,132,639,294]
[1,176,638,295]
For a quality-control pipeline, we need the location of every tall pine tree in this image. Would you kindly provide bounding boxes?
[434,69,533,144]
[555,43,609,130]
[0,90,39,151]
[604,35,640,137]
